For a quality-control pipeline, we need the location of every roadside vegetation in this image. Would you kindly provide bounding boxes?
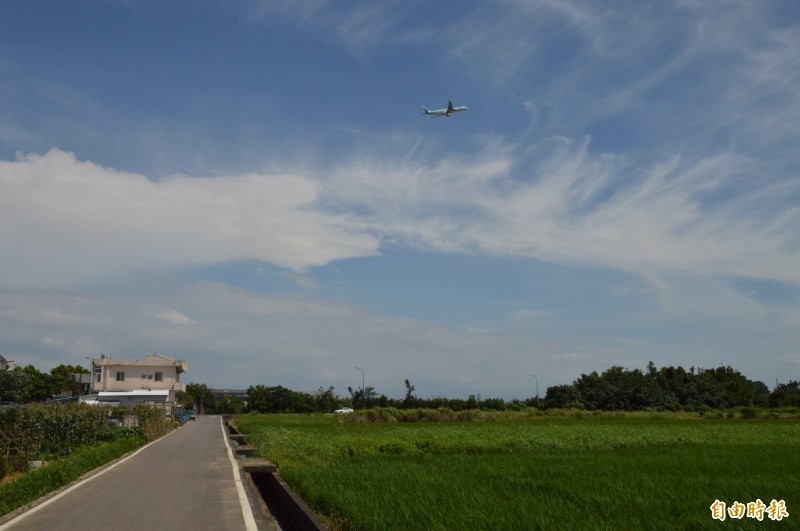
[0,403,177,518]
[0,364,89,404]
[236,411,800,530]
[0,436,144,517]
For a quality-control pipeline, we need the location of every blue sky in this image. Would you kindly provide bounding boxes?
[1,0,799,399]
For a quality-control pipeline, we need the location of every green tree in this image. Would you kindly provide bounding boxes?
[751,380,771,407]
[247,385,269,413]
[219,395,244,414]
[0,367,31,403]
[573,371,609,410]
[185,383,218,414]
[770,381,800,407]
[654,365,694,406]
[315,386,338,413]
[266,385,314,413]
[690,372,728,409]
[20,365,54,402]
[245,385,316,413]
[465,394,479,410]
[348,385,377,409]
[544,384,582,409]
[403,379,417,409]
[50,364,89,397]
[704,366,755,407]
[626,375,668,410]
[480,397,506,410]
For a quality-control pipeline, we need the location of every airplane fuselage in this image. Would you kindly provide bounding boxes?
[422,100,468,118]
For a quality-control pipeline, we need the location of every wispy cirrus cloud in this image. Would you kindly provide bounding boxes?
[234,0,433,52]
[325,137,800,287]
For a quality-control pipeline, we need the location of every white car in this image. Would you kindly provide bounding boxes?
[334,407,354,414]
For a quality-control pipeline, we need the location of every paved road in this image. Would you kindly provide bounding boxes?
[1,415,271,531]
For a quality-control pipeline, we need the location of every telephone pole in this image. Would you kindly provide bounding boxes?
[355,366,365,410]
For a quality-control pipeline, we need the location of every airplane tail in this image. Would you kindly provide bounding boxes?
[422,106,430,115]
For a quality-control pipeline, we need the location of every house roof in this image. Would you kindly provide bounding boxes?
[91,354,187,373]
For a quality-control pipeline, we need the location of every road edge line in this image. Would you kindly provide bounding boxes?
[220,417,258,531]
[0,427,180,530]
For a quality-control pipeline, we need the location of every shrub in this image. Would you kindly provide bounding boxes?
[0,403,108,462]
[131,405,180,440]
[738,406,760,419]
[0,435,145,517]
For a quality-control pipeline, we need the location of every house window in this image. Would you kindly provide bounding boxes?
[94,367,102,382]
[116,371,125,382]
[155,372,163,382]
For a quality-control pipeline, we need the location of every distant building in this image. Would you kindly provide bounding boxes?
[74,373,92,395]
[211,388,249,401]
[0,354,15,370]
[86,353,188,406]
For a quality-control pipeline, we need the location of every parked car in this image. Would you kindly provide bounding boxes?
[334,407,354,414]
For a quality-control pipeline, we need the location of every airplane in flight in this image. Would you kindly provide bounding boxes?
[421,100,468,118]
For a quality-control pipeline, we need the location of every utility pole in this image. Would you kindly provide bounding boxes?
[528,373,539,408]
[355,366,365,410]
[85,357,92,395]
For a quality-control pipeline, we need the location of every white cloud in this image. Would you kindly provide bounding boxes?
[41,336,64,347]
[548,352,593,362]
[3,137,797,313]
[154,309,198,326]
[278,272,319,289]
[0,149,379,288]
[325,138,800,287]
[778,353,800,367]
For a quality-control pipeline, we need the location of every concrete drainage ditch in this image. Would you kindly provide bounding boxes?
[224,417,329,531]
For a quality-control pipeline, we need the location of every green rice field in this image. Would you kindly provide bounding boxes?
[235,411,799,530]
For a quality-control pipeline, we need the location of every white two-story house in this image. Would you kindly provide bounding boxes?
[88,353,188,406]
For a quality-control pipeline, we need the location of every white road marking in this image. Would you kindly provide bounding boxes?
[0,428,179,530]
[220,417,258,531]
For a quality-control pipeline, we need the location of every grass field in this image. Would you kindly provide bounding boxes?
[235,412,799,530]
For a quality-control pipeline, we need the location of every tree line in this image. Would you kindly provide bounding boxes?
[544,363,799,411]
[0,364,88,404]
[180,365,800,414]
[3,361,799,413]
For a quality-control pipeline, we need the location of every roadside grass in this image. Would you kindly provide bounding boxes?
[0,435,146,517]
[236,413,800,530]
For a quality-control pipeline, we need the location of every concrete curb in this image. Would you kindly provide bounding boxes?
[224,417,330,531]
